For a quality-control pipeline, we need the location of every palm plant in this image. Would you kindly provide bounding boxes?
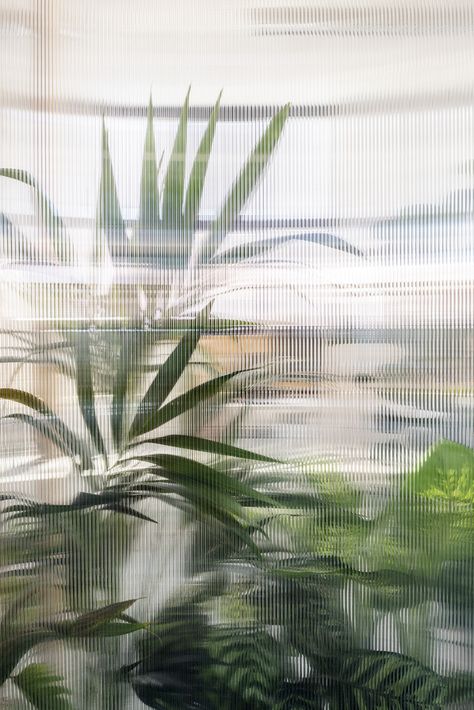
[3,88,467,710]
[1,90,358,319]
[0,91,312,705]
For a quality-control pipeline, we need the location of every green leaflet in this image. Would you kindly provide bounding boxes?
[73,333,107,461]
[0,387,57,417]
[0,631,55,686]
[139,95,160,230]
[113,472,260,550]
[130,367,254,438]
[111,330,150,448]
[206,103,290,261]
[96,118,125,261]
[85,621,146,638]
[13,664,74,710]
[2,489,155,524]
[133,453,275,507]
[161,87,190,229]
[183,91,222,230]
[133,433,278,462]
[0,388,92,469]
[0,168,72,263]
[211,231,363,263]
[54,599,137,638]
[128,326,202,439]
[0,213,37,262]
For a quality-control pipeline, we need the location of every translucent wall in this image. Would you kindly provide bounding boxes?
[0,1,473,708]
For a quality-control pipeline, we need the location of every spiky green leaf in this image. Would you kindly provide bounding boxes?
[205,103,290,261]
[73,333,107,461]
[183,91,222,230]
[131,367,254,438]
[56,599,137,638]
[139,96,160,230]
[134,434,277,462]
[96,119,125,260]
[128,325,203,440]
[161,87,190,229]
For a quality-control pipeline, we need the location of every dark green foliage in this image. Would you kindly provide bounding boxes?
[319,651,452,709]
[208,625,283,709]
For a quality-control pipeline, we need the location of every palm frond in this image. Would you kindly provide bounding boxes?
[97,118,125,260]
[161,87,190,230]
[183,91,222,231]
[203,103,290,263]
[139,96,160,231]
[73,333,108,461]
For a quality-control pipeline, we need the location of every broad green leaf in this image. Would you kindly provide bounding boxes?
[139,96,160,230]
[0,168,72,263]
[206,103,290,261]
[161,87,190,229]
[0,631,54,685]
[73,333,107,461]
[404,440,474,503]
[135,434,277,462]
[96,118,125,259]
[183,91,222,230]
[12,664,74,710]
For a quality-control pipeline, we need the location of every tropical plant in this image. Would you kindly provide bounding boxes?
[2,88,469,710]
[0,91,306,706]
[120,444,474,709]
[0,303,284,704]
[1,89,358,322]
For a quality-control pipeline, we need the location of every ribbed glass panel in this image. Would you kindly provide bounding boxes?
[0,1,473,708]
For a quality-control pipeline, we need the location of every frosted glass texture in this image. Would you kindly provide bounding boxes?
[0,1,473,708]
